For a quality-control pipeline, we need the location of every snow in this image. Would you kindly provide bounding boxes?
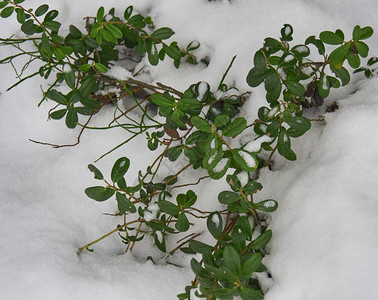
[1,0,378,299]
[238,150,257,168]
[244,135,274,153]
[211,213,221,228]
[213,157,229,173]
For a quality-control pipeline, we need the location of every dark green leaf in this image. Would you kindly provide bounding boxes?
[124,5,133,20]
[35,4,49,17]
[346,51,360,68]
[208,157,231,180]
[163,42,182,61]
[214,114,230,129]
[305,35,325,55]
[254,50,267,70]
[43,20,60,32]
[191,116,212,133]
[218,191,240,205]
[49,109,66,120]
[111,157,130,182]
[331,66,350,86]
[285,81,305,96]
[69,25,82,38]
[189,240,211,254]
[232,225,246,252]
[150,93,175,107]
[317,75,330,98]
[65,108,78,129]
[359,26,373,40]
[79,76,96,98]
[158,200,179,218]
[43,10,58,22]
[176,190,197,208]
[116,192,136,213]
[85,186,115,201]
[94,62,108,73]
[151,27,175,40]
[233,150,257,172]
[207,212,223,239]
[21,19,38,35]
[222,117,247,137]
[240,253,263,278]
[16,8,26,23]
[291,44,310,57]
[105,24,123,39]
[1,6,14,18]
[177,97,202,115]
[176,212,190,232]
[250,230,272,250]
[246,67,268,88]
[237,216,252,240]
[277,128,296,161]
[223,246,241,276]
[356,41,369,58]
[319,31,344,45]
[154,232,166,252]
[286,116,311,137]
[88,164,103,180]
[253,199,278,212]
[166,146,182,162]
[47,90,68,105]
[239,286,264,300]
[96,6,104,22]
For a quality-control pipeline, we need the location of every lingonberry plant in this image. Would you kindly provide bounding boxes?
[0,1,374,299]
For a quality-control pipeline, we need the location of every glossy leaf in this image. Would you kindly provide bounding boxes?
[218,191,240,205]
[222,117,247,137]
[85,186,115,201]
[207,212,223,239]
[35,4,49,17]
[88,164,103,180]
[111,157,130,183]
[176,212,190,232]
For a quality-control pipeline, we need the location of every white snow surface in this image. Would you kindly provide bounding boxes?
[1,0,378,299]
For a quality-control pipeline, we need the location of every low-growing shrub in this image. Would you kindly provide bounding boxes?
[0,1,375,298]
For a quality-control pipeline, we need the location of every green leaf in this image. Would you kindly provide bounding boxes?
[43,20,61,32]
[233,150,257,172]
[359,26,373,40]
[291,44,310,57]
[317,75,330,98]
[356,41,369,58]
[93,62,108,73]
[239,286,264,300]
[191,116,212,133]
[35,4,49,17]
[203,145,222,170]
[65,108,78,129]
[329,44,350,69]
[189,240,211,254]
[353,25,361,41]
[158,200,180,218]
[232,225,246,252]
[237,216,252,240]
[21,19,38,35]
[331,66,350,86]
[124,5,133,20]
[49,109,67,120]
[246,67,268,88]
[286,116,311,138]
[222,117,247,137]
[129,14,146,29]
[111,157,130,182]
[14,0,25,3]
[16,8,26,23]
[240,253,262,278]
[96,6,104,22]
[254,50,267,70]
[177,97,202,115]
[69,25,82,38]
[277,128,296,161]
[163,42,182,61]
[223,246,241,276]
[166,146,182,161]
[88,164,103,180]
[253,199,278,212]
[176,212,190,232]
[85,186,115,201]
[218,191,240,205]
[154,232,166,252]
[346,51,360,68]
[305,35,325,55]
[151,27,175,40]
[43,10,58,22]
[207,212,223,239]
[150,93,175,108]
[214,114,230,129]
[116,192,136,213]
[250,230,272,250]
[105,24,123,39]
[285,81,305,96]
[1,6,14,18]
[176,190,197,208]
[209,157,230,180]
[319,31,344,45]
[147,43,159,66]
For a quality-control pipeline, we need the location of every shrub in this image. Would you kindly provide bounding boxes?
[0,1,375,298]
